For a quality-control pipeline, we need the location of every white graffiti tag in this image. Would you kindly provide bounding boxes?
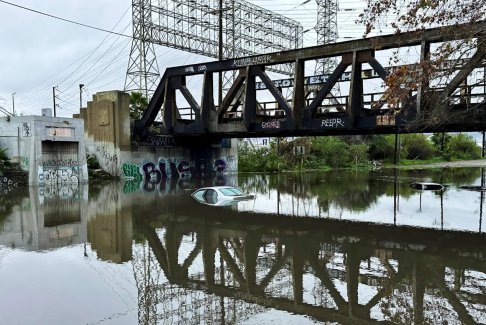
[232,55,273,68]
[321,118,344,128]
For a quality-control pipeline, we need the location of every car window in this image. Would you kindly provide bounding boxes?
[205,189,218,204]
[220,187,244,196]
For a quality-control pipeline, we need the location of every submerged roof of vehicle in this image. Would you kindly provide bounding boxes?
[193,186,240,191]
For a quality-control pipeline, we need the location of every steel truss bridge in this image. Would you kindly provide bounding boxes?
[133,203,486,324]
[133,21,486,141]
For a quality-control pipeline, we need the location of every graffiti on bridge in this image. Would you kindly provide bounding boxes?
[122,157,232,182]
[0,176,17,193]
[96,146,118,166]
[147,135,175,147]
[41,167,79,184]
[42,159,78,167]
[21,157,30,169]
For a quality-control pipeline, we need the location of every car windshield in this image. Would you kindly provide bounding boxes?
[219,187,245,196]
[192,189,206,201]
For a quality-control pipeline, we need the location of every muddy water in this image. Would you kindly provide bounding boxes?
[0,167,485,324]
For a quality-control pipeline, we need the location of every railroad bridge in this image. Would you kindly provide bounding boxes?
[133,21,486,141]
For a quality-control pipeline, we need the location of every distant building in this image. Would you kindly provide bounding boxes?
[242,137,271,149]
[0,114,88,185]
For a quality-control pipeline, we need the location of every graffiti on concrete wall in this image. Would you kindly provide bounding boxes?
[122,156,234,181]
[20,157,30,169]
[0,176,17,193]
[121,156,236,192]
[96,146,118,165]
[42,159,78,167]
[147,135,175,147]
[94,145,118,175]
[122,163,143,181]
[41,166,80,184]
[22,122,31,137]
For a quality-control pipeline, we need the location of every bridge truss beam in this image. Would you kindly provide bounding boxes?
[133,21,486,140]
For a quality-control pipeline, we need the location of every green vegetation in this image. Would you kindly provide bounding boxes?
[86,154,100,170]
[129,91,149,119]
[0,148,10,175]
[447,134,481,160]
[238,133,483,172]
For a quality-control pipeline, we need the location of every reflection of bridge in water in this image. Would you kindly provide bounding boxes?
[134,202,486,324]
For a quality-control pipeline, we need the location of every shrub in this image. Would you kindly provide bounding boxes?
[87,154,100,170]
[447,134,481,160]
[0,148,10,175]
[310,137,350,167]
[400,134,434,160]
[238,144,284,172]
[367,135,395,161]
[347,143,370,166]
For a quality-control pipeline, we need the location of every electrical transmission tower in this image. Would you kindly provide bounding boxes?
[125,0,303,100]
[125,0,161,99]
[314,0,338,74]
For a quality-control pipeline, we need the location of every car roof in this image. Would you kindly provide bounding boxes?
[196,186,237,190]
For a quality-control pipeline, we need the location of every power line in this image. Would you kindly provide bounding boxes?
[0,0,133,39]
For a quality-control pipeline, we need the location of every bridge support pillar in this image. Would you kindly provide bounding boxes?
[78,91,238,181]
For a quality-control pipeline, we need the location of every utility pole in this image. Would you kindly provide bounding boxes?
[11,92,15,116]
[79,84,85,110]
[52,87,57,117]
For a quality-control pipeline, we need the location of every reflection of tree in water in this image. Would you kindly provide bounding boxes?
[399,167,480,187]
[0,187,28,227]
[238,174,269,195]
[238,168,484,213]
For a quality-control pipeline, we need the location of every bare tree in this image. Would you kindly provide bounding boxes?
[359,0,486,130]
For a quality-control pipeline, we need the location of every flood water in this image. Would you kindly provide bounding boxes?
[1,167,486,324]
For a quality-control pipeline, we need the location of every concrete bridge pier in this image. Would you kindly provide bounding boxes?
[77,91,238,181]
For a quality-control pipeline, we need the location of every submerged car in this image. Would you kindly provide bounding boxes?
[409,182,444,191]
[191,186,255,206]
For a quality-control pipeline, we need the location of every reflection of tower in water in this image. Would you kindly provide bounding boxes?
[132,230,268,324]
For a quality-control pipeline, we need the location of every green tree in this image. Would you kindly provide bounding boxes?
[238,143,284,173]
[447,134,481,160]
[367,135,395,161]
[347,143,370,167]
[400,134,435,160]
[310,137,349,167]
[430,133,452,158]
[129,91,149,119]
[310,137,370,167]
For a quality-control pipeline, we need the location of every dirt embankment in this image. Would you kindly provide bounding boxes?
[398,159,486,169]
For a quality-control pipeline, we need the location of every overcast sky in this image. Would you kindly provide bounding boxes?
[0,0,370,118]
